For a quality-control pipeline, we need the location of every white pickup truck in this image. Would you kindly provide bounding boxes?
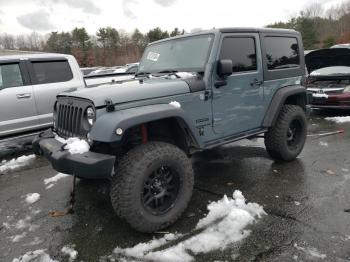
[0,53,134,139]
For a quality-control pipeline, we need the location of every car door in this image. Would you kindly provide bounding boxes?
[0,60,38,137]
[211,33,265,136]
[29,58,82,126]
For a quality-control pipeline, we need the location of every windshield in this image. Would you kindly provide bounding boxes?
[138,34,214,74]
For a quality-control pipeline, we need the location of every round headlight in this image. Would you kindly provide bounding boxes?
[86,107,95,126]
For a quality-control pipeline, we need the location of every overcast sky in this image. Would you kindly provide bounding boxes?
[0,0,345,35]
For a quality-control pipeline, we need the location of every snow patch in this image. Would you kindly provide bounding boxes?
[61,245,78,261]
[294,243,327,259]
[44,173,69,189]
[25,193,40,204]
[169,101,181,108]
[319,141,328,147]
[111,190,265,262]
[23,237,43,246]
[5,215,40,232]
[10,232,27,242]
[341,168,349,172]
[0,154,35,173]
[55,136,90,154]
[12,249,57,262]
[325,116,350,123]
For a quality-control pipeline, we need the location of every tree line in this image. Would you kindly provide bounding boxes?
[267,1,350,50]
[0,27,184,66]
[2,1,350,66]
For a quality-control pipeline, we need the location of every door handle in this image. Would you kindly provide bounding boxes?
[250,79,263,87]
[16,93,31,99]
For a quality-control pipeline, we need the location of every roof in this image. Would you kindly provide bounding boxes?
[149,27,298,45]
[0,51,72,61]
[219,27,296,34]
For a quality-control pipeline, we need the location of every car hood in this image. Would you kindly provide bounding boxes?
[305,48,350,74]
[62,77,191,107]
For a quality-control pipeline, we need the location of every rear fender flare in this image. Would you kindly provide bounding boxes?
[262,85,307,127]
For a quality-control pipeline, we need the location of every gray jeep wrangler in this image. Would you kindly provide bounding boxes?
[33,28,308,233]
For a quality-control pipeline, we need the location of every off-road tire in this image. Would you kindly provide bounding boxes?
[265,105,307,161]
[110,141,194,233]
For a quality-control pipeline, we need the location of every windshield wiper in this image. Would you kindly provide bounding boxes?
[156,70,180,78]
[135,71,151,77]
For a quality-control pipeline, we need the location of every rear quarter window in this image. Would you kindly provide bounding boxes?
[265,37,300,70]
[32,60,73,84]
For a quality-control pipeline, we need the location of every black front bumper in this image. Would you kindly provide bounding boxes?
[33,129,116,179]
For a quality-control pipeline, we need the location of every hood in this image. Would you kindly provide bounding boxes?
[62,77,191,107]
[305,48,350,74]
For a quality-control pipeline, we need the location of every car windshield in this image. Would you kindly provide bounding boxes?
[137,34,214,75]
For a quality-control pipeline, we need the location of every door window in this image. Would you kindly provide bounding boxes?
[0,63,24,89]
[32,60,73,84]
[219,37,257,73]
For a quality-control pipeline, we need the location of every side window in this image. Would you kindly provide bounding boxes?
[0,63,24,89]
[265,37,300,70]
[219,37,257,73]
[32,60,73,84]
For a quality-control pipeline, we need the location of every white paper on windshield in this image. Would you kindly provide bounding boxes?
[147,52,160,62]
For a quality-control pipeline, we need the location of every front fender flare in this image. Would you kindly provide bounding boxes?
[89,104,202,146]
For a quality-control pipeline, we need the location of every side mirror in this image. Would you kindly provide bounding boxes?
[217,59,233,78]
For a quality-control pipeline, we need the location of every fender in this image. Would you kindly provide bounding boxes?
[262,85,307,127]
[89,104,202,146]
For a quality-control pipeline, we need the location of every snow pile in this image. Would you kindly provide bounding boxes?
[0,154,35,173]
[112,190,266,262]
[25,193,40,204]
[12,249,57,262]
[44,173,69,189]
[61,245,78,261]
[169,101,181,108]
[325,116,350,123]
[55,136,89,154]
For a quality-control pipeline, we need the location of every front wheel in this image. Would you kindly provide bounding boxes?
[110,142,194,233]
[265,105,307,161]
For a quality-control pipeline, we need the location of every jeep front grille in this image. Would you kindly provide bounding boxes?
[55,97,92,138]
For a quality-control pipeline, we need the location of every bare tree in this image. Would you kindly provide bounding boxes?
[303,2,324,18]
[1,34,15,49]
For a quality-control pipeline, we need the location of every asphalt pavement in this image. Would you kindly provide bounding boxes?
[1,110,350,262]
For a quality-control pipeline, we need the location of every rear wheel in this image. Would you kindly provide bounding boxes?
[265,105,307,161]
[110,141,194,233]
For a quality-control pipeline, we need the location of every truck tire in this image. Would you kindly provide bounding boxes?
[110,141,194,233]
[264,105,307,161]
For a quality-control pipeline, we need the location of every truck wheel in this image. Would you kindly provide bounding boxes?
[264,105,307,161]
[110,141,194,233]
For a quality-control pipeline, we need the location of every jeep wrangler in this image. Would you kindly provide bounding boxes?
[33,28,308,233]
